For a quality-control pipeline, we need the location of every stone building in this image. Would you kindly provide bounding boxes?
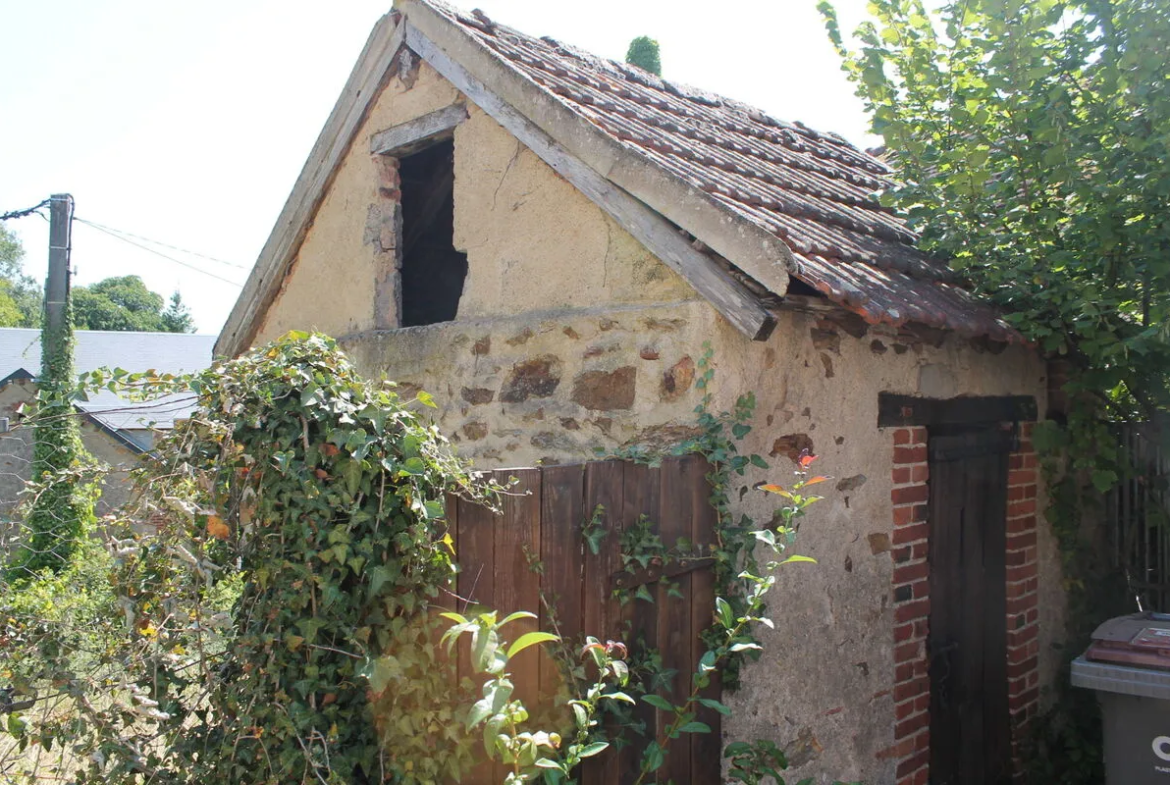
[215,2,1065,782]
[0,329,215,518]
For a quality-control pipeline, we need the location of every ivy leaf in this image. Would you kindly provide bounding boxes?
[642,694,674,712]
[677,721,711,734]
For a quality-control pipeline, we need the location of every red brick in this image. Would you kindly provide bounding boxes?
[1006,470,1034,489]
[911,768,929,785]
[894,561,929,585]
[1007,515,1037,535]
[895,661,915,683]
[1009,625,1038,647]
[912,464,929,483]
[1008,485,1038,501]
[892,466,911,484]
[914,579,930,599]
[1020,422,1035,438]
[894,445,928,465]
[1009,454,1024,470]
[897,749,930,778]
[1007,595,1038,615]
[895,641,922,664]
[893,484,930,505]
[1010,687,1040,711]
[913,728,930,751]
[1023,453,1038,469]
[895,698,920,720]
[1007,499,1037,517]
[1007,563,1038,582]
[895,622,914,643]
[894,677,929,702]
[894,504,926,526]
[909,427,927,444]
[1006,532,1037,550]
[895,710,930,740]
[912,541,929,560]
[894,428,911,445]
[894,523,929,545]
[896,598,931,624]
[892,546,912,564]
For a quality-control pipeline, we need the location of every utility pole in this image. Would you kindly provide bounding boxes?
[45,193,73,335]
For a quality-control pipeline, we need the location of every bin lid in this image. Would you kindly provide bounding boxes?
[1086,612,1170,670]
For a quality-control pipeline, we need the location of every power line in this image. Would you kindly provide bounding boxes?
[0,199,51,222]
[73,217,250,270]
[72,218,245,287]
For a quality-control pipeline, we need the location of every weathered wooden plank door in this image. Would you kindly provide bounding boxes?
[927,425,1012,785]
[448,455,718,784]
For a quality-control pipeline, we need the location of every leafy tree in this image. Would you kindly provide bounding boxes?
[819,0,1170,418]
[73,275,195,333]
[160,291,195,333]
[626,35,662,75]
[0,224,43,327]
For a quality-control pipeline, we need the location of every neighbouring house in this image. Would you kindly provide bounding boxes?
[0,328,216,518]
[215,2,1065,782]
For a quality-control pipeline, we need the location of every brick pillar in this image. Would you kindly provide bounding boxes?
[1006,422,1041,769]
[887,426,931,785]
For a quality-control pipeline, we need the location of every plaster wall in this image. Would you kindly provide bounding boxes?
[337,302,1062,784]
[254,60,692,346]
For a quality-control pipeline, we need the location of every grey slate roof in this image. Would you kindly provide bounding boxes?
[0,329,215,437]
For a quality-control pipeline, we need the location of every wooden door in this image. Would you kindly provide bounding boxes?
[927,425,1012,784]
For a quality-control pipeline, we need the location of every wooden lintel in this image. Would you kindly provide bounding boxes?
[370,103,468,156]
[403,23,776,342]
[878,393,1038,428]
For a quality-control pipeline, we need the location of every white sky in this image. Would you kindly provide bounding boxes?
[0,0,875,335]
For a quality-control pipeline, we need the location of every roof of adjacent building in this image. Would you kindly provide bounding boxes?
[216,0,1021,354]
[432,3,1017,342]
[0,329,215,438]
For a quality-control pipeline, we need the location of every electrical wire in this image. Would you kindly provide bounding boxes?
[0,200,50,222]
[72,217,250,270]
[72,218,245,287]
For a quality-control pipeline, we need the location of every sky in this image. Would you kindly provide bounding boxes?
[0,0,876,335]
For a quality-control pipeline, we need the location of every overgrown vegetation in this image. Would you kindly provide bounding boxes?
[819,0,1170,779]
[6,254,94,577]
[1,333,497,783]
[625,36,662,76]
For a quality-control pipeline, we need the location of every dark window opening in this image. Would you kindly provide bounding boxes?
[399,139,467,327]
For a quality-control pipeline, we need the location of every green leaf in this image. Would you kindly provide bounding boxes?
[506,631,559,659]
[577,741,609,758]
[677,721,711,734]
[781,555,817,565]
[642,694,674,711]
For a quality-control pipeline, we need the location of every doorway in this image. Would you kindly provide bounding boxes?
[926,424,1012,784]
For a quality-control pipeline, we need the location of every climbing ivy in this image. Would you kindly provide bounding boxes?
[1,332,498,784]
[7,269,94,577]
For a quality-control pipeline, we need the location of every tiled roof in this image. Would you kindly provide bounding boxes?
[430,3,1019,342]
[0,329,215,434]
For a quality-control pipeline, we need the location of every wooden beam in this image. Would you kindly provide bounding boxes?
[370,103,468,156]
[215,14,408,357]
[877,393,1038,428]
[403,23,776,342]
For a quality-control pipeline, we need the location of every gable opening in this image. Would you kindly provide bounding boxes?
[398,138,467,327]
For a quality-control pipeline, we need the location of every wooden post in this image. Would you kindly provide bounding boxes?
[45,194,74,336]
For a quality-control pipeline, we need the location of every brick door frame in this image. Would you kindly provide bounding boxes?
[884,422,1041,785]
